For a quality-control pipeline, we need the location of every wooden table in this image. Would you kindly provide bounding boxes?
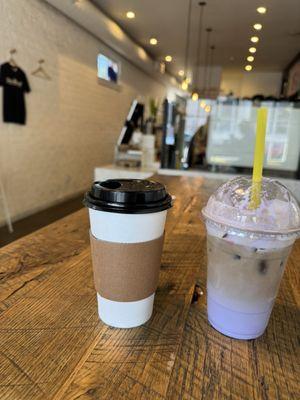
[0,175,299,400]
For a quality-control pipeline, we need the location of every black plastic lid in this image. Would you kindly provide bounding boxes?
[83,179,173,214]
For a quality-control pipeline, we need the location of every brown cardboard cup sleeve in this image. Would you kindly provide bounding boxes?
[90,232,164,302]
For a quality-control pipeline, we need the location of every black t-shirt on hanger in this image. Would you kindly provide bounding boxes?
[0,62,31,125]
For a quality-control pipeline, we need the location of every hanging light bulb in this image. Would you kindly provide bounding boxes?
[200,101,206,108]
[182,0,192,92]
[192,91,199,101]
[207,45,215,98]
[181,79,188,90]
[203,27,212,95]
[193,2,206,96]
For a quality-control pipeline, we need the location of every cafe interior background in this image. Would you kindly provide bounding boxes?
[0,0,300,243]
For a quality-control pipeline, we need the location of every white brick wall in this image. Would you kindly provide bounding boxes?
[0,0,174,225]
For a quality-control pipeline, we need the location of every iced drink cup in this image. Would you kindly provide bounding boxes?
[202,176,300,339]
[84,179,172,328]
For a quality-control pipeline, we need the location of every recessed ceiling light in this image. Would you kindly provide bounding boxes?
[253,23,262,30]
[251,36,259,43]
[165,55,172,62]
[192,92,199,101]
[126,11,135,19]
[247,55,254,62]
[178,70,185,77]
[245,65,253,71]
[257,6,267,14]
[249,47,257,53]
[149,37,158,45]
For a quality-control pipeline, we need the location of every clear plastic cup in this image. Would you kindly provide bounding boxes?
[202,176,300,339]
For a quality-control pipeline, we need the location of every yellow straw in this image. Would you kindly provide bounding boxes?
[249,107,268,209]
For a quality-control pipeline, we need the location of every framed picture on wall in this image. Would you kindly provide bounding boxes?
[287,60,300,96]
[281,52,300,97]
[97,53,121,89]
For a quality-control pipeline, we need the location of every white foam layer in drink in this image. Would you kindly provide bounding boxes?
[89,209,167,243]
[97,293,154,328]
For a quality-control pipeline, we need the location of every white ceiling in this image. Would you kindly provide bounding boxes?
[92,0,300,77]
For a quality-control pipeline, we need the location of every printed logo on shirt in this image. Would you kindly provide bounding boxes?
[6,77,23,88]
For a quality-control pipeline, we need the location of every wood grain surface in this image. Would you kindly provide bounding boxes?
[0,175,299,400]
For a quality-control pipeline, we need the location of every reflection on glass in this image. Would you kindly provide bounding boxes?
[206,103,300,172]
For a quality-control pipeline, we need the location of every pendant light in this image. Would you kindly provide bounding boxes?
[182,0,192,90]
[191,2,206,101]
[203,27,212,96]
[207,45,215,98]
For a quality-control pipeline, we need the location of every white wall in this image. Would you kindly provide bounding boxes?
[221,70,283,97]
[0,0,177,225]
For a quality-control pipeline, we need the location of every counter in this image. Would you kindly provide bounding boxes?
[0,175,298,399]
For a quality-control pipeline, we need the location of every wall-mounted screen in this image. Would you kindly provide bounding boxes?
[97,54,119,84]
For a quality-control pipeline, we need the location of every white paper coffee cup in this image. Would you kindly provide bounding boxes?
[90,209,167,328]
[84,179,172,328]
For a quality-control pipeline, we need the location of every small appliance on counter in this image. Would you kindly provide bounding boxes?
[114,100,144,167]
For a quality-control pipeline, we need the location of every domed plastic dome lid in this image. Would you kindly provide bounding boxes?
[202,176,300,238]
